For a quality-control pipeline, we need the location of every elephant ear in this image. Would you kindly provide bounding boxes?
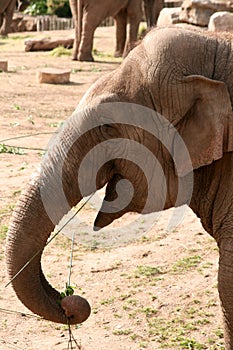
[174,75,233,176]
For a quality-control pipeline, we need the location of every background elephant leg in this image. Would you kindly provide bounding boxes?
[123,3,142,58]
[218,238,233,349]
[0,14,3,31]
[153,0,164,24]
[146,0,164,27]
[0,0,16,36]
[0,15,8,36]
[78,11,99,62]
[114,10,127,58]
[72,21,80,60]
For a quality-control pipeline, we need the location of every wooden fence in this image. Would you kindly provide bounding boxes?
[36,16,74,31]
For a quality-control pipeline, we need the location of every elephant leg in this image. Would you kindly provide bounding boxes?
[72,20,79,61]
[114,10,127,58]
[78,10,99,62]
[153,0,164,24]
[218,238,233,349]
[0,0,16,36]
[0,14,3,30]
[123,2,142,58]
[0,15,8,36]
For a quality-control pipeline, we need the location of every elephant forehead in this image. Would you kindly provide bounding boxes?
[143,27,217,75]
[143,27,184,56]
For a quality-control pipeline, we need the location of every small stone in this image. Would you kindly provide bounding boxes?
[157,7,181,26]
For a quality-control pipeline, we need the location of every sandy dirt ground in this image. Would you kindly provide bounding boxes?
[0,26,225,350]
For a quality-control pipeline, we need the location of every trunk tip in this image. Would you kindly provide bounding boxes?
[61,295,91,324]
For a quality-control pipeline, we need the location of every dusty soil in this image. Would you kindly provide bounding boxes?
[0,27,225,349]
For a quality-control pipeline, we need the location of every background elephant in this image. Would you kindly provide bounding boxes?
[6,26,233,349]
[0,0,29,35]
[69,0,162,61]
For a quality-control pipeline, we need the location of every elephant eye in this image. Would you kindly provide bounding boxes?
[101,123,120,139]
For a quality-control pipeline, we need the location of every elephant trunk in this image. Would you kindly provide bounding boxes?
[6,177,71,323]
[5,114,106,324]
[6,169,93,324]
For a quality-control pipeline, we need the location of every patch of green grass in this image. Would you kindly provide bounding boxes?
[0,225,8,242]
[134,265,164,278]
[113,328,132,336]
[49,46,72,57]
[0,144,24,155]
[172,255,202,273]
[0,204,14,219]
[178,338,206,349]
[49,121,63,128]
[100,297,115,305]
[142,306,158,317]
[13,104,21,110]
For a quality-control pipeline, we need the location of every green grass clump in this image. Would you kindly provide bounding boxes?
[0,144,24,155]
[135,265,164,278]
[0,225,8,242]
[50,46,72,57]
[172,255,202,273]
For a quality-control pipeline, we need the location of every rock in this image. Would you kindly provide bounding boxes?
[37,68,71,84]
[0,61,8,72]
[179,0,233,27]
[157,7,181,26]
[208,11,233,31]
[10,14,37,33]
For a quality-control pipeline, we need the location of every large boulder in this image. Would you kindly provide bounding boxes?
[208,11,233,31]
[157,7,181,26]
[179,0,233,26]
[10,14,37,32]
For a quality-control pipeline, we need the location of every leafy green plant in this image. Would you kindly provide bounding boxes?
[60,284,75,299]
[47,0,71,17]
[25,0,48,15]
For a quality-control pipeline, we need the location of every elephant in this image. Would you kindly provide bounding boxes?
[69,0,163,62]
[5,26,233,348]
[0,0,29,35]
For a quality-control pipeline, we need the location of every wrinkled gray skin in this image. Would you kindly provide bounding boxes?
[69,0,162,61]
[0,0,29,35]
[6,27,233,348]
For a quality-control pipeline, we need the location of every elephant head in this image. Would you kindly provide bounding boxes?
[6,93,191,324]
[5,27,233,328]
